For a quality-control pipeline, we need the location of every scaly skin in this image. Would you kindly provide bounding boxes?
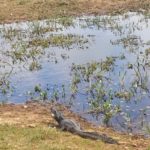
[51,107,118,144]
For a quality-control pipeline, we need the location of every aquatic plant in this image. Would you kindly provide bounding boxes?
[111,35,144,52]
[70,57,121,125]
[57,16,74,27]
[1,26,21,40]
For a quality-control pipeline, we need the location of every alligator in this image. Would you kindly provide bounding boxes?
[51,107,118,144]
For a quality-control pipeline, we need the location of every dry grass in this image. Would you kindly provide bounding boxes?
[0,1,150,149]
[0,101,150,150]
[0,0,150,23]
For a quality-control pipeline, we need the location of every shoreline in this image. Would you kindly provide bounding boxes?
[0,100,150,149]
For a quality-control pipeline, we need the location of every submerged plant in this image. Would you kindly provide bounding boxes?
[115,91,133,100]
[29,61,42,71]
[57,16,74,27]
[33,84,48,100]
[70,57,121,125]
[111,35,144,52]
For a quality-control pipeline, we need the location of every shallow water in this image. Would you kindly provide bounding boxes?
[0,12,150,135]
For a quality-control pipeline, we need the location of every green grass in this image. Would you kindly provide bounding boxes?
[0,124,116,150]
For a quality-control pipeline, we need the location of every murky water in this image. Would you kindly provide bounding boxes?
[0,12,150,135]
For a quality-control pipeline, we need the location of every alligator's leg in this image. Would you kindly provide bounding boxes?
[60,125,65,131]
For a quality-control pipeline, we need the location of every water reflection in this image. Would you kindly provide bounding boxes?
[0,12,150,135]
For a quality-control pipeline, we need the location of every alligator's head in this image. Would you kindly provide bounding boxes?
[51,107,64,123]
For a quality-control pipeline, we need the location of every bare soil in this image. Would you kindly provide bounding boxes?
[0,0,150,23]
[0,101,150,149]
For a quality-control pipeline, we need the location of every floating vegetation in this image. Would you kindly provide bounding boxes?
[29,61,42,71]
[27,84,67,102]
[115,91,133,100]
[1,26,22,40]
[57,16,74,27]
[29,38,50,48]
[29,34,89,49]
[111,35,144,52]
[81,16,123,35]
[70,50,150,127]
[30,21,55,36]
[145,48,150,56]
[0,12,150,135]
[70,57,120,125]
[0,77,11,95]
[0,18,91,75]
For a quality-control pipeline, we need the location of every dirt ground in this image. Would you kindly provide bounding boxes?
[0,0,150,23]
[0,1,150,149]
[0,101,150,150]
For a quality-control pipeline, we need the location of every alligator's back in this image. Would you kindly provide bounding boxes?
[50,107,118,144]
[60,119,81,132]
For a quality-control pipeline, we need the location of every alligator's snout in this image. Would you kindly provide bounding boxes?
[51,113,55,117]
[50,107,57,117]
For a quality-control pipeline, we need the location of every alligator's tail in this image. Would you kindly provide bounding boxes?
[75,130,118,144]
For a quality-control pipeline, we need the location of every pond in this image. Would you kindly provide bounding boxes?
[0,12,150,136]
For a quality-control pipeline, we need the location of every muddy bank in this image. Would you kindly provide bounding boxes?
[0,100,94,129]
[0,101,150,149]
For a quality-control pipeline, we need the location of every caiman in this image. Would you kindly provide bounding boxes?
[51,107,118,144]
